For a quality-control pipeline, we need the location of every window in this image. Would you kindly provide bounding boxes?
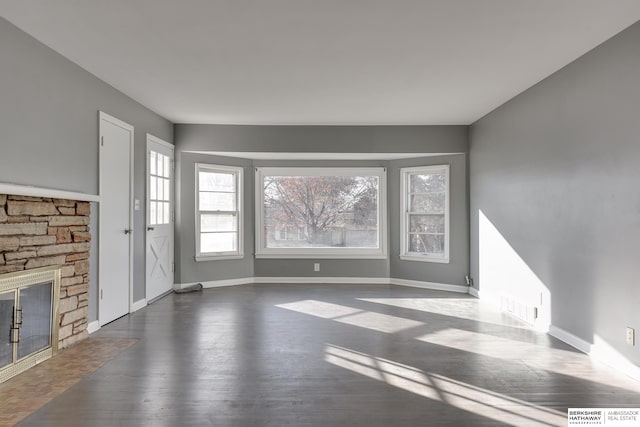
[400,165,449,263]
[195,164,243,260]
[149,150,171,225]
[256,167,387,258]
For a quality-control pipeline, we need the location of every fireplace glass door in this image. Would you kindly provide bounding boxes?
[0,290,14,369]
[17,282,53,360]
[0,267,60,383]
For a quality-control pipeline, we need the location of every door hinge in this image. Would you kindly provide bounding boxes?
[171,263,175,273]
[100,289,103,300]
[101,137,104,147]
[171,160,175,172]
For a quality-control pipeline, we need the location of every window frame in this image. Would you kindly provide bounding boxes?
[255,167,387,259]
[400,165,450,263]
[195,163,244,261]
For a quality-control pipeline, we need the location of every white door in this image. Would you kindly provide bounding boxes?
[146,134,174,302]
[99,112,133,326]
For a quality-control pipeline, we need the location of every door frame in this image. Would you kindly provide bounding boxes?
[145,133,175,302]
[98,111,134,324]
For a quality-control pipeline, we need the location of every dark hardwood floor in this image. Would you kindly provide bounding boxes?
[18,284,640,426]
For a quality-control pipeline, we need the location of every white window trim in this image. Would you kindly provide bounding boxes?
[400,165,450,263]
[255,167,387,259]
[195,163,244,261]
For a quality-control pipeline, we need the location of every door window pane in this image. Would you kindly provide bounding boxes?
[163,156,170,178]
[150,176,157,200]
[150,151,157,175]
[149,150,172,226]
[163,179,170,202]
[157,153,164,177]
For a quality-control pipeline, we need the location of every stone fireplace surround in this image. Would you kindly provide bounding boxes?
[0,194,90,349]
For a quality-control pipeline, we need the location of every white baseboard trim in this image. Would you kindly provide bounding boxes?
[131,298,147,312]
[548,325,591,354]
[174,277,254,290]
[468,287,480,298]
[87,320,100,334]
[174,276,468,292]
[549,325,640,382]
[255,276,390,285]
[201,277,254,288]
[389,278,469,293]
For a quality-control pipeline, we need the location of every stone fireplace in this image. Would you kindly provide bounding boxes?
[0,194,91,350]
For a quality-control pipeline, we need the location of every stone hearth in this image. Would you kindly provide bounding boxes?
[0,194,90,348]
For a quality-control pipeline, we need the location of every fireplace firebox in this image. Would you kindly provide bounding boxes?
[0,266,60,383]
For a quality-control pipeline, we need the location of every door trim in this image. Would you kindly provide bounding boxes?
[98,111,135,324]
[145,133,175,302]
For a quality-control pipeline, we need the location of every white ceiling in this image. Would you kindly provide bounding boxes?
[1,1,639,125]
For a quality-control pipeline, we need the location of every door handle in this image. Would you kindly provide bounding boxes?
[15,308,23,326]
[124,229,133,235]
[147,226,155,231]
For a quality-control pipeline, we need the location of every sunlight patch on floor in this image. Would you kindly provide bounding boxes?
[358,297,530,329]
[325,344,566,427]
[416,328,640,391]
[276,300,424,334]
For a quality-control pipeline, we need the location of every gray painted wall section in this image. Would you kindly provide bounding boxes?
[470,22,640,366]
[175,124,467,154]
[389,154,468,286]
[0,19,173,321]
[174,124,468,283]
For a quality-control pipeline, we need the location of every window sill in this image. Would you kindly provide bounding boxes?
[195,254,244,262]
[400,255,450,264]
[255,253,388,260]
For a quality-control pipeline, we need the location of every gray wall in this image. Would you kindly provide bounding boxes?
[176,152,254,283]
[470,22,640,365]
[0,19,173,321]
[176,124,467,155]
[174,124,468,284]
[389,154,468,286]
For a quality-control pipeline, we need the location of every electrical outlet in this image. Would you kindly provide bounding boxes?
[314,263,320,272]
[626,327,635,346]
